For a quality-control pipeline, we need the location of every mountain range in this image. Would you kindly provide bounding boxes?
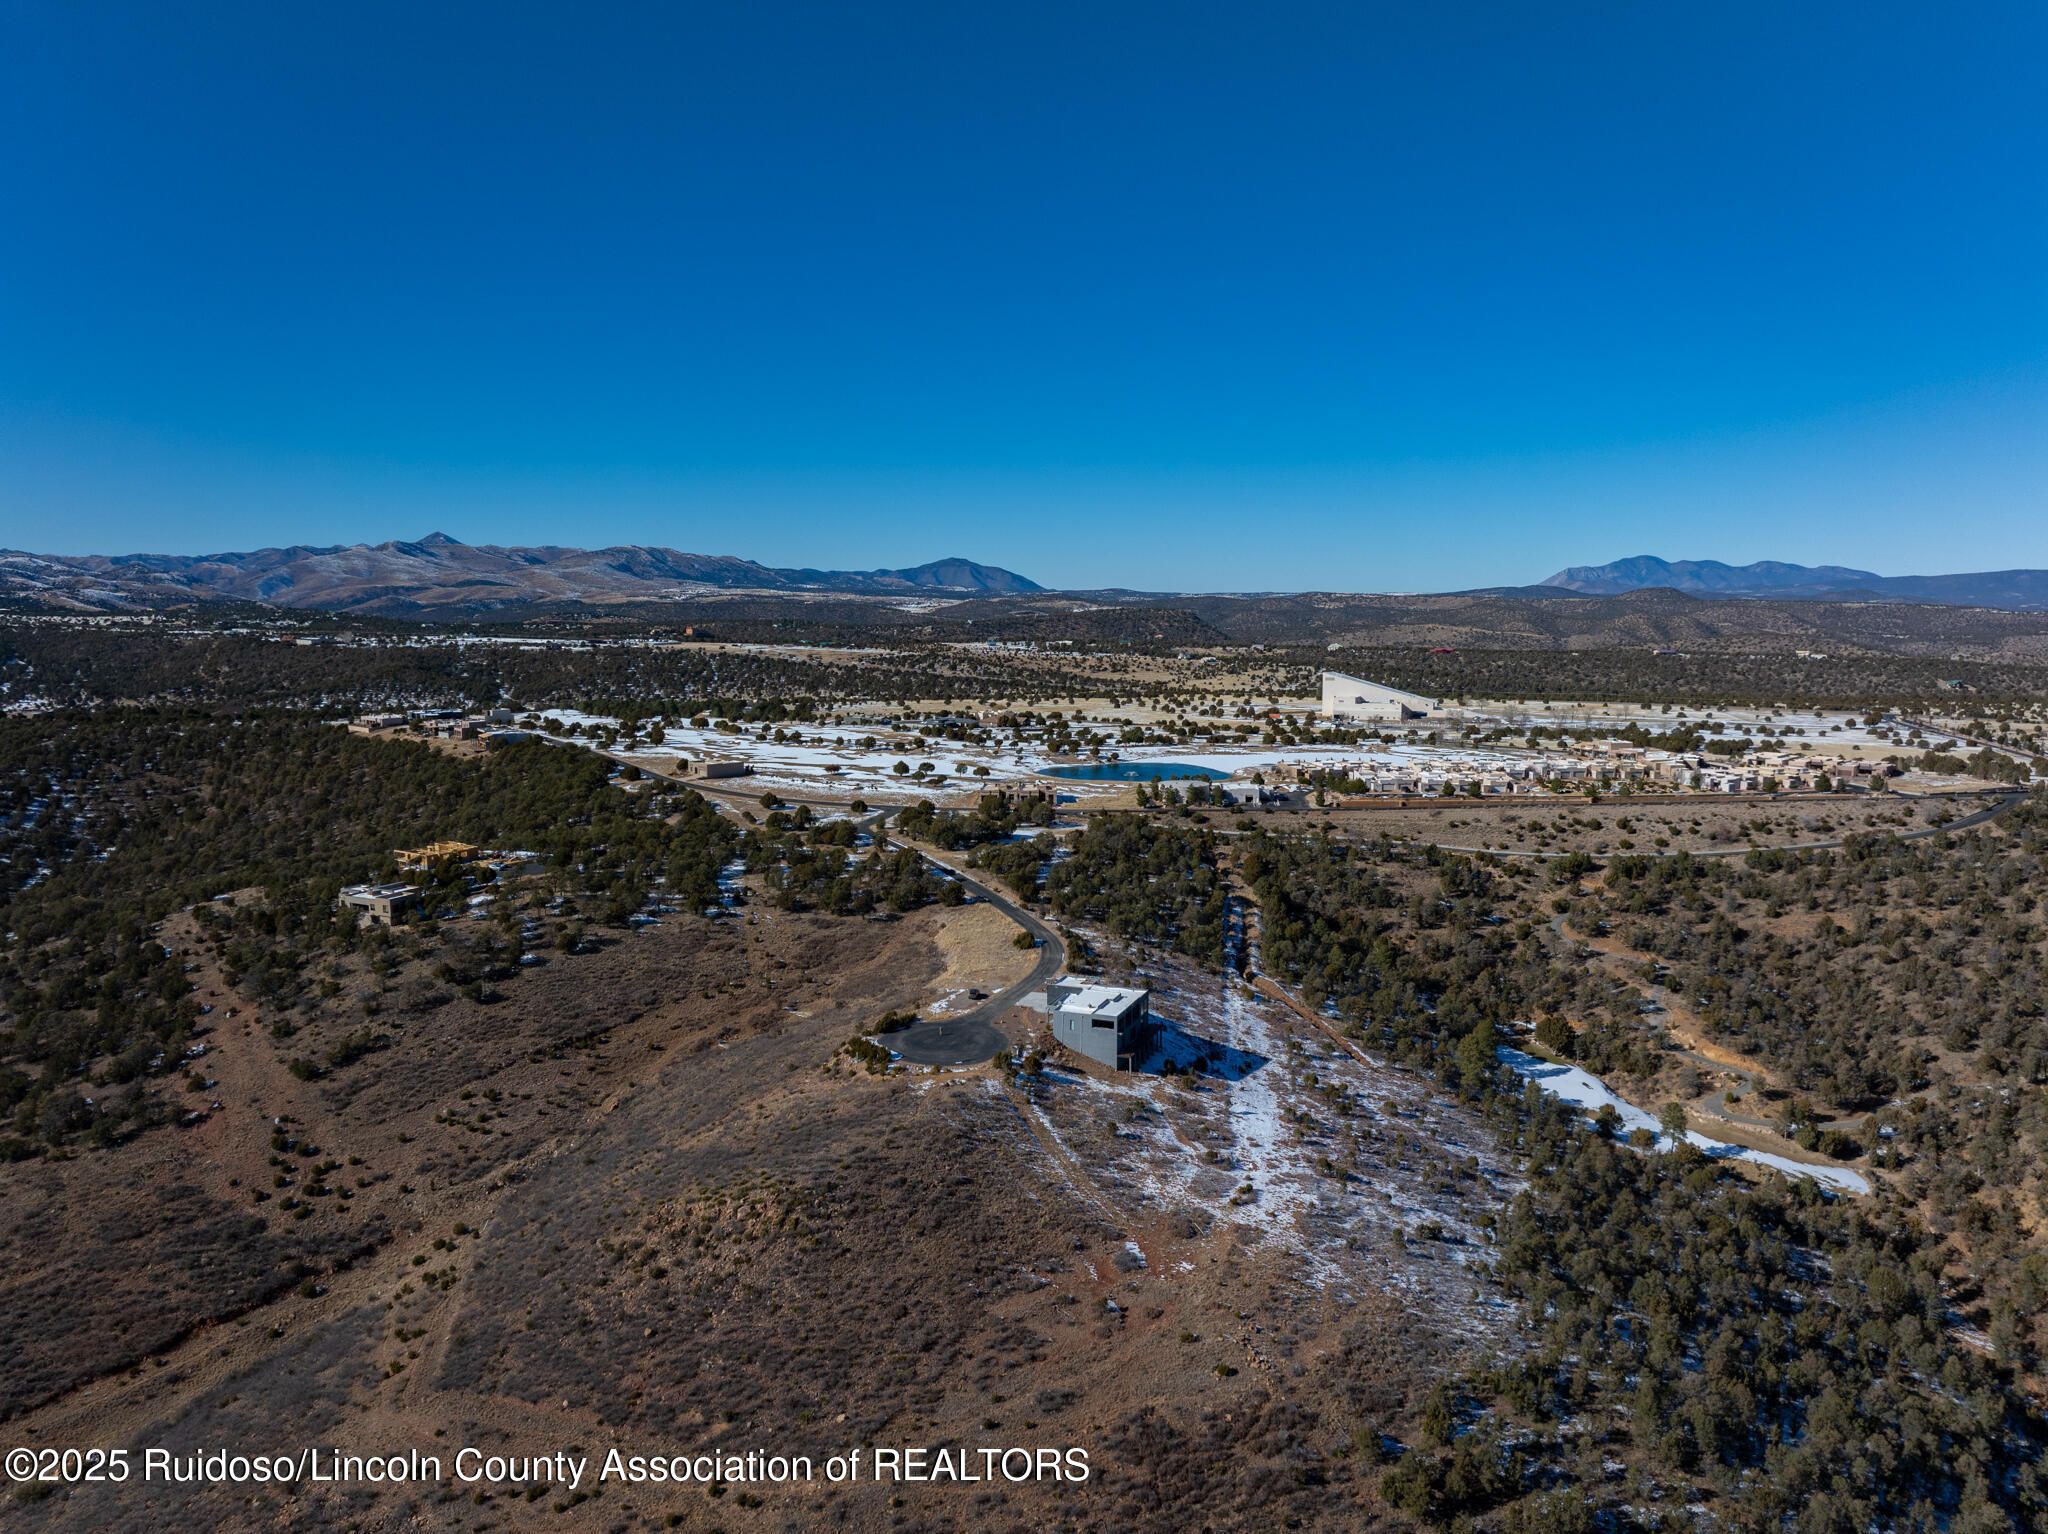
[1538,555,2048,609]
[5,536,2047,620]
[0,534,1040,616]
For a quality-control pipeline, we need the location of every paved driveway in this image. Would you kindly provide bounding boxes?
[889,856,1061,1067]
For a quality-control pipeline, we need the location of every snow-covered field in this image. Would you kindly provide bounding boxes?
[537,708,1005,794]
[1498,1047,1870,1194]
[1010,914,1520,1340]
[1096,741,1585,778]
[531,707,1603,799]
[526,697,1949,811]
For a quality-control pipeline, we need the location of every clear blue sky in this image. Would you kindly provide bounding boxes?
[3,2,2045,591]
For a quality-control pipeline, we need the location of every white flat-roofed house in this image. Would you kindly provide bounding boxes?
[1166,780,1267,807]
[338,882,422,926]
[1212,781,1268,806]
[1047,977,1153,1072]
[1319,671,1437,722]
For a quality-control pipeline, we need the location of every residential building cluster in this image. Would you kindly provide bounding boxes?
[1284,740,1899,800]
[350,707,535,747]
[336,841,543,926]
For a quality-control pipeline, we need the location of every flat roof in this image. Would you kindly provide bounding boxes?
[395,841,479,860]
[1053,980,1148,1018]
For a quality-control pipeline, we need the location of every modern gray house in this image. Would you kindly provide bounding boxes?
[1047,977,1153,1072]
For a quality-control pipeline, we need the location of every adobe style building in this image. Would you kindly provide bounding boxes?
[1047,977,1153,1072]
[1319,671,1437,723]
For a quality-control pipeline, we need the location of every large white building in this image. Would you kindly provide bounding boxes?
[1319,671,1437,723]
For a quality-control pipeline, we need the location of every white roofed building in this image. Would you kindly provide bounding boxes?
[1319,671,1436,722]
[1047,977,1153,1072]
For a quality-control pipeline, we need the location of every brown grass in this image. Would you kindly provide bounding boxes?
[6,894,1485,1534]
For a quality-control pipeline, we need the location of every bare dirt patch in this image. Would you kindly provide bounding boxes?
[922,903,1038,1015]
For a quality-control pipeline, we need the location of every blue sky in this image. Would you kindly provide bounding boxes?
[3,2,2045,591]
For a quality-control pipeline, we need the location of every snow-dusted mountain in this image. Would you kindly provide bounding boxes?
[0,534,1041,615]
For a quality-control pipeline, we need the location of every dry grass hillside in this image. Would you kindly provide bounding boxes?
[6,887,1511,1534]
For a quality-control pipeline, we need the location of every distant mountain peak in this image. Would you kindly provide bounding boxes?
[1540,556,1882,597]
[1536,555,2048,610]
[886,557,1040,592]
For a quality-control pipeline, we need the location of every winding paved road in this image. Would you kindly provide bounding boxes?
[619,756,1053,1064]
[888,839,1062,1066]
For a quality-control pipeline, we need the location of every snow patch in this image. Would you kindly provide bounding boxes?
[1498,1047,1870,1194]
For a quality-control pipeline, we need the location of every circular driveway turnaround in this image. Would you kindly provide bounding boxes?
[892,1014,1013,1066]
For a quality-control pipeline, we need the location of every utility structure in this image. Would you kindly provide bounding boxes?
[395,841,484,868]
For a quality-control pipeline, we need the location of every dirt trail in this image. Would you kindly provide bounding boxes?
[1544,914,1886,1175]
[1562,917,1773,1081]
[1216,851,1389,1078]
[20,891,650,1443]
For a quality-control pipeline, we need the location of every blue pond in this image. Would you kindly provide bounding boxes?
[1046,761,1231,782]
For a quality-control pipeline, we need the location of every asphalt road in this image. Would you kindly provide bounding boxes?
[668,775,1058,1067]
[888,845,1063,1067]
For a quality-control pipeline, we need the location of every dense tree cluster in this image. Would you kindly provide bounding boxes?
[1043,816,1228,966]
[1917,745,2038,784]
[1081,810,2048,1526]
[0,622,1111,712]
[1318,644,2048,708]
[895,790,1055,851]
[742,805,951,915]
[0,712,736,1153]
[1605,810,2048,1103]
[1243,831,1573,1091]
[970,833,1061,903]
[896,791,1064,903]
[18,613,2048,726]
[1591,795,2048,1373]
[1486,1102,2047,1531]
